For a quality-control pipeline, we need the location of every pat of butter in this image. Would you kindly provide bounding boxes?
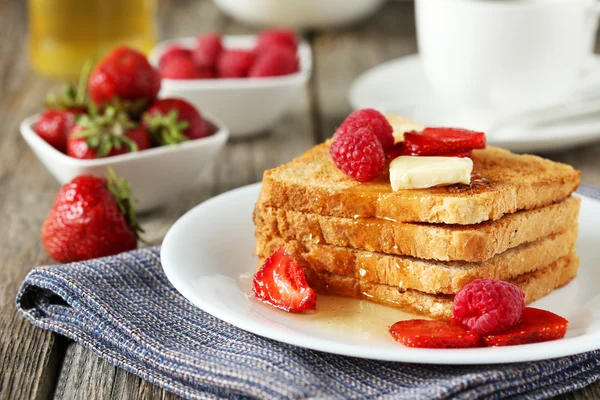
[389,156,473,190]
[384,114,424,143]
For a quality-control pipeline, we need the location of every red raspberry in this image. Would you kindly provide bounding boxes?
[329,128,384,182]
[336,108,395,149]
[249,47,299,77]
[257,28,298,53]
[193,33,223,68]
[159,45,192,68]
[160,57,201,79]
[217,50,255,78]
[452,279,525,335]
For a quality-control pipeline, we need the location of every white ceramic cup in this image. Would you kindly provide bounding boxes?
[416,0,600,113]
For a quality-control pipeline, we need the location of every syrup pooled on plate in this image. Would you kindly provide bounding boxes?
[238,273,419,341]
[302,295,420,341]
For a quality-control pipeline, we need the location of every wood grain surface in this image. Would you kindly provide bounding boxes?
[0,0,599,399]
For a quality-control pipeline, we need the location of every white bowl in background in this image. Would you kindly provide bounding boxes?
[20,114,228,212]
[212,0,386,30]
[148,35,312,138]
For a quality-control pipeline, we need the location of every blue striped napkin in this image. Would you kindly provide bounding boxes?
[15,186,600,400]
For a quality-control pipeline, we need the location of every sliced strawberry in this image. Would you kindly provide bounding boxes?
[385,142,409,163]
[436,150,473,158]
[385,142,472,162]
[482,307,568,347]
[389,320,481,348]
[253,247,317,313]
[422,127,486,144]
[404,128,485,156]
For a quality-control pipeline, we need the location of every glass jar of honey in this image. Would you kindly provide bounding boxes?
[29,0,157,79]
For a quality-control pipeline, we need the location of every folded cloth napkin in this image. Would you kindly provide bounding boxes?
[15,247,600,400]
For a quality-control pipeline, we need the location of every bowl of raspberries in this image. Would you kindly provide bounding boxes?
[20,46,229,212]
[148,29,312,137]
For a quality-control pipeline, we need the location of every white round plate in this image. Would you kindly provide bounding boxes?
[161,183,600,365]
[348,54,600,153]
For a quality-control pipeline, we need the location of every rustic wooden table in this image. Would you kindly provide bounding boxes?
[1,0,599,399]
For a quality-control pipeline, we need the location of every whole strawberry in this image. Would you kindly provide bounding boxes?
[88,46,160,114]
[142,98,210,145]
[66,108,151,159]
[159,45,193,68]
[160,56,204,80]
[34,110,78,152]
[35,79,89,152]
[41,170,142,263]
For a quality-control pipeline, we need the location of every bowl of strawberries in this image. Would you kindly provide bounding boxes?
[21,47,229,212]
[148,29,312,137]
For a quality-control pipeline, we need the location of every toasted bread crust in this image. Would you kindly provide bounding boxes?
[254,196,580,262]
[258,143,581,225]
[255,226,577,295]
[301,253,579,321]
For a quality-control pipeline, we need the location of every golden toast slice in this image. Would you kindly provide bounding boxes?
[302,253,579,321]
[257,143,580,225]
[255,226,577,295]
[254,196,580,262]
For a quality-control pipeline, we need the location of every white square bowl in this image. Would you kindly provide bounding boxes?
[148,35,312,138]
[20,114,228,212]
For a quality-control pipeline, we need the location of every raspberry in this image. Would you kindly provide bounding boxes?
[257,28,298,53]
[329,128,384,182]
[193,33,223,68]
[160,57,201,79]
[217,50,255,78]
[452,279,525,335]
[159,45,192,68]
[336,108,395,149]
[249,47,299,77]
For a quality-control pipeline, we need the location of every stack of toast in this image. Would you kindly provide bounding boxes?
[253,117,581,320]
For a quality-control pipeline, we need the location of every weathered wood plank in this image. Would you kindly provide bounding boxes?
[559,384,600,400]
[311,1,418,142]
[0,0,71,398]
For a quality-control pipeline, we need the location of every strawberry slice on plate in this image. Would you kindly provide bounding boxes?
[385,142,472,162]
[404,127,486,156]
[482,307,568,347]
[253,247,317,313]
[389,320,481,348]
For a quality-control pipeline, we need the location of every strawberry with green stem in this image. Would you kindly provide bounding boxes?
[41,168,143,263]
[34,59,93,152]
[88,46,161,118]
[142,98,211,146]
[67,106,151,159]
[46,57,94,113]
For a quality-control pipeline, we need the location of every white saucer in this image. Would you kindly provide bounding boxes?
[349,54,600,153]
[161,183,600,365]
